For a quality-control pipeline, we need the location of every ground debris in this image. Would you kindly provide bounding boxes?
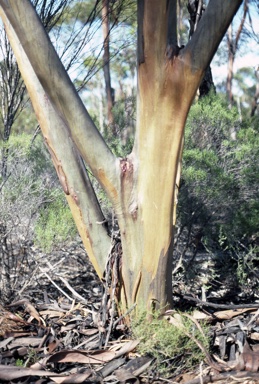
[1,242,259,383]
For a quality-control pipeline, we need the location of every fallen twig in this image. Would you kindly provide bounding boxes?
[39,267,74,302]
[185,371,259,384]
[183,295,259,310]
[57,275,88,303]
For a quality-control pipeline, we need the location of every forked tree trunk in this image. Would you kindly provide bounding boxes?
[0,0,243,312]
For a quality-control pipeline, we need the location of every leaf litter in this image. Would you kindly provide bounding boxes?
[1,242,259,383]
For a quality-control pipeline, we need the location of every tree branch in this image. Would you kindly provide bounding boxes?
[167,0,177,47]
[0,6,112,276]
[0,0,119,203]
[184,0,243,73]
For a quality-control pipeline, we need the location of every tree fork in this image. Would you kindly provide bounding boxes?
[0,0,243,314]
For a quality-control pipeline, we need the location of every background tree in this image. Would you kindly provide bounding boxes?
[0,0,243,313]
[102,0,115,128]
[226,0,248,106]
[233,65,259,118]
[69,0,137,136]
[251,66,259,116]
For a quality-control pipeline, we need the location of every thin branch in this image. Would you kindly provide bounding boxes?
[39,268,74,302]
[194,0,203,31]
[234,0,249,53]
[183,295,259,309]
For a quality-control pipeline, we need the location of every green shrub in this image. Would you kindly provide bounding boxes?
[34,188,77,252]
[178,94,259,252]
[0,133,57,301]
[131,309,209,375]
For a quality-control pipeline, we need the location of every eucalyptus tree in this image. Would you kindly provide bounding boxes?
[0,0,243,312]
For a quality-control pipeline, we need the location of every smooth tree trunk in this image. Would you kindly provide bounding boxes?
[0,0,243,312]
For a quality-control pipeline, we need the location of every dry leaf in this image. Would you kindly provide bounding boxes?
[50,371,92,383]
[79,328,98,336]
[48,339,60,353]
[234,342,259,372]
[0,365,61,381]
[8,337,43,349]
[214,308,257,320]
[115,340,139,357]
[192,310,212,321]
[47,349,116,364]
[0,337,14,349]
[250,333,259,341]
[25,302,43,325]
[40,310,65,318]
[115,368,139,384]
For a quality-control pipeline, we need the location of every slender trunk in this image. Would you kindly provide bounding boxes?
[227,25,234,106]
[1,119,12,179]
[0,223,12,303]
[227,0,248,107]
[102,0,115,131]
[251,67,259,117]
[199,66,215,98]
[1,145,9,179]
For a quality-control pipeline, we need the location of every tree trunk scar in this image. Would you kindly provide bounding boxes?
[120,158,133,177]
[129,203,138,220]
[69,186,80,205]
[44,137,69,195]
[166,44,184,60]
